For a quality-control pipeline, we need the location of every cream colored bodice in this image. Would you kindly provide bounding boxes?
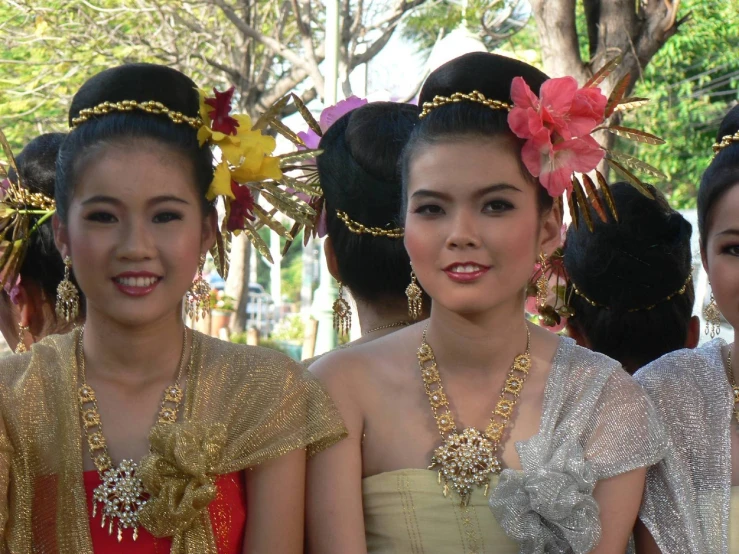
[363,469,518,554]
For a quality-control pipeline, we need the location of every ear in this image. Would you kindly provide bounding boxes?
[323,237,340,281]
[52,214,70,260]
[686,315,701,349]
[539,201,564,256]
[200,209,218,256]
[10,284,34,329]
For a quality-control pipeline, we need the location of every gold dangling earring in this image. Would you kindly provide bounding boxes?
[703,291,722,339]
[186,254,210,322]
[536,252,549,309]
[332,282,351,336]
[406,268,423,320]
[56,256,80,323]
[14,323,29,354]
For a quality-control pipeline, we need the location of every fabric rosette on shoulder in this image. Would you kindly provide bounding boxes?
[489,434,600,553]
[137,421,228,553]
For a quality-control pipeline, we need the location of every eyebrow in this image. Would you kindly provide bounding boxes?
[81,195,190,206]
[410,183,522,201]
[716,228,739,237]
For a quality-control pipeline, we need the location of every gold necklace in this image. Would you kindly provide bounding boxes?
[365,321,411,334]
[77,327,190,541]
[726,349,738,423]
[418,326,531,505]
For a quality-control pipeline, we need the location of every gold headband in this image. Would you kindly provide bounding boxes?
[419,90,511,119]
[71,100,202,130]
[712,130,739,156]
[335,210,404,238]
[571,273,692,313]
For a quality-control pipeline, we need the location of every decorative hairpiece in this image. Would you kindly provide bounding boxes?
[282,95,406,253]
[0,130,56,298]
[419,91,511,119]
[335,210,404,238]
[570,272,692,313]
[71,100,201,130]
[70,87,322,275]
[712,130,739,156]
[419,55,667,232]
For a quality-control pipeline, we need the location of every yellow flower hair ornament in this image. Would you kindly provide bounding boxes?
[196,87,321,274]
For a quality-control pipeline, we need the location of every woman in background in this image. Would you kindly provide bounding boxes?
[635,104,739,552]
[564,181,698,374]
[0,133,82,353]
[315,102,428,349]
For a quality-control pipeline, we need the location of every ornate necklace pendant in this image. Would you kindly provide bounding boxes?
[429,427,501,506]
[92,459,148,541]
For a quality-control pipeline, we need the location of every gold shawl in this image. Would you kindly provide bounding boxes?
[0,328,347,553]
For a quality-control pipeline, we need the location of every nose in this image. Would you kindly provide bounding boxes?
[117,217,157,261]
[446,209,481,250]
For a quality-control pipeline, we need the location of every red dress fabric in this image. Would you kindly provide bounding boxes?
[84,470,247,553]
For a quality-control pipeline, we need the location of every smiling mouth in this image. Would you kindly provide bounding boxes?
[443,262,491,283]
[113,276,161,287]
[445,263,490,273]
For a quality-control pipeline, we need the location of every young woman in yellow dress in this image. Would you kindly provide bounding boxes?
[307,52,666,553]
[0,63,345,553]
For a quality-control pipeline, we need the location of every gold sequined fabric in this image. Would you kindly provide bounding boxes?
[488,338,667,552]
[0,328,347,553]
[635,339,731,554]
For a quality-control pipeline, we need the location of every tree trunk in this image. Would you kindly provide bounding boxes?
[529,0,687,175]
[227,233,251,333]
[529,0,686,95]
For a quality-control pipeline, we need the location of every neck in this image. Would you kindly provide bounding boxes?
[81,307,187,384]
[424,296,530,375]
[355,296,413,339]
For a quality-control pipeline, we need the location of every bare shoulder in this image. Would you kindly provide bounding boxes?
[311,323,423,382]
[309,324,424,417]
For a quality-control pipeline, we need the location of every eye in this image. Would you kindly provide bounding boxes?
[482,200,514,213]
[153,211,183,223]
[414,204,445,216]
[85,212,117,223]
[722,244,739,256]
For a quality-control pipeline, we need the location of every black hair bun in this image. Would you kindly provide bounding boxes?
[69,63,200,126]
[13,133,65,197]
[319,102,416,229]
[564,182,693,311]
[419,52,550,106]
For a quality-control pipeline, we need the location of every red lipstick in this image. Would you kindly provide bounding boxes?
[443,262,491,283]
[112,271,162,297]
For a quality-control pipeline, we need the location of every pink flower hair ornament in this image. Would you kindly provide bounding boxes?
[419,56,667,231]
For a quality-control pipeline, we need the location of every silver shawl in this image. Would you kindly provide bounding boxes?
[489,337,668,553]
[635,339,730,554]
